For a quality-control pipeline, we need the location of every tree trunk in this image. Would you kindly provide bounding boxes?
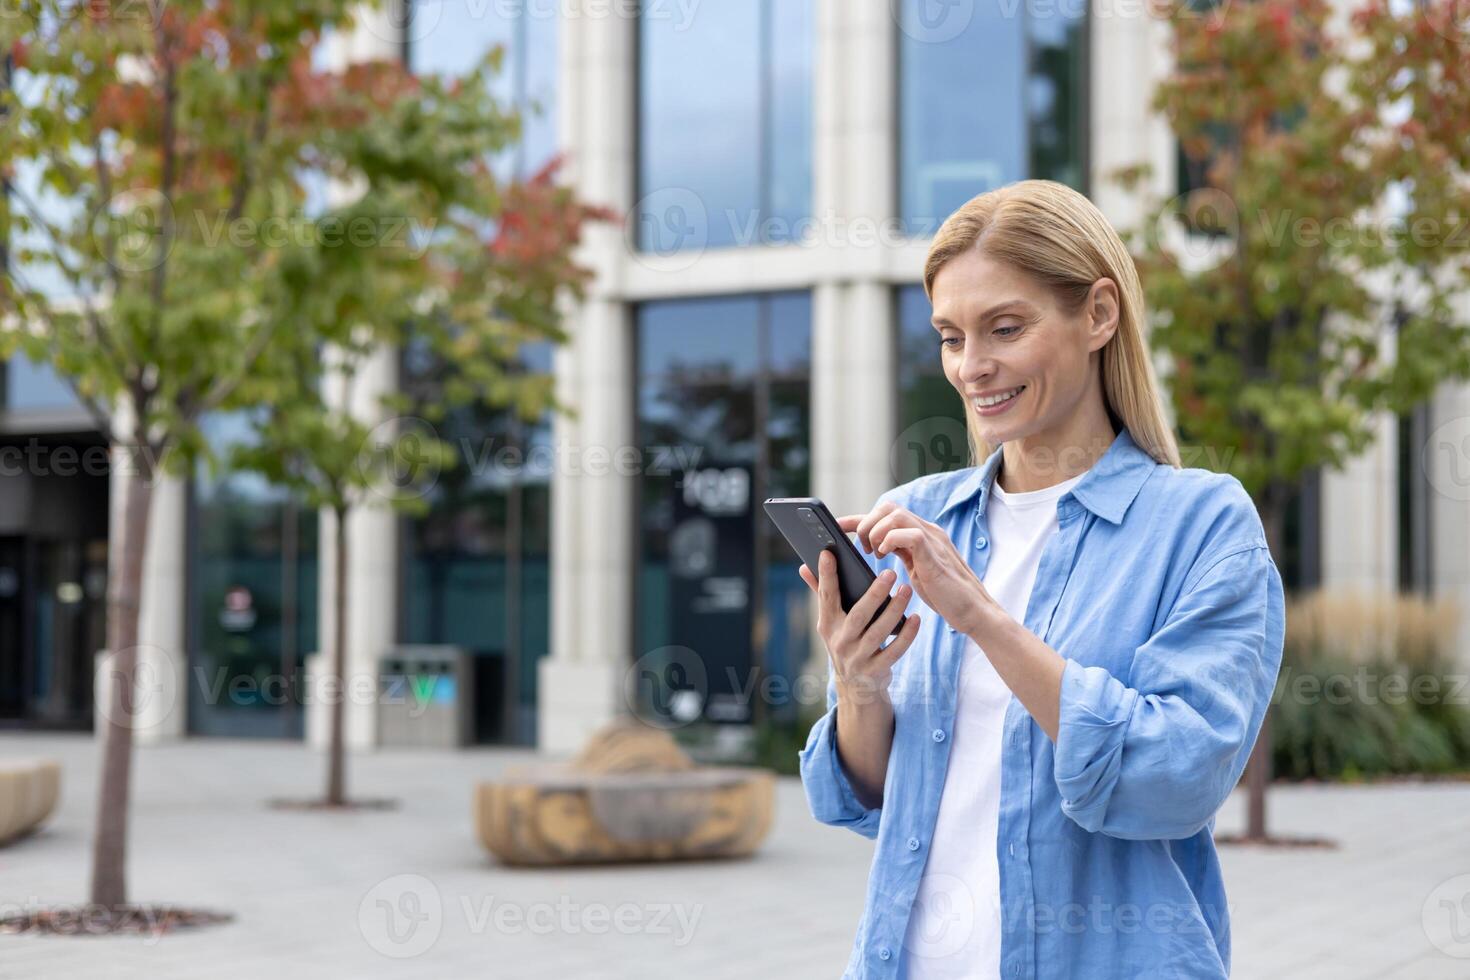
[1245,483,1288,842]
[325,505,349,806]
[90,463,155,909]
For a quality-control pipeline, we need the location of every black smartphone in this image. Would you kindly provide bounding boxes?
[763,497,908,636]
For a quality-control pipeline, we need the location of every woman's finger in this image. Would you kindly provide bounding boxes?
[815,548,843,626]
[842,568,898,643]
[860,582,912,653]
[798,563,816,593]
[873,527,925,560]
[854,502,897,553]
[875,611,922,670]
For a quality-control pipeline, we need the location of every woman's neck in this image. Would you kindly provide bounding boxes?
[997,404,1117,494]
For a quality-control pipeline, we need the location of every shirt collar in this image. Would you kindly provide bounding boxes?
[936,426,1158,526]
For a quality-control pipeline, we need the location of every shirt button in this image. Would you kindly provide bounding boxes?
[932,728,946,742]
[946,623,956,633]
[975,534,988,549]
[879,946,892,961]
[907,836,921,851]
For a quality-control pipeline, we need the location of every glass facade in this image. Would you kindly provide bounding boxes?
[895,285,970,483]
[4,353,79,413]
[400,1,560,745]
[637,0,813,251]
[898,0,1086,232]
[637,293,811,725]
[408,0,557,178]
[397,340,553,746]
[187,413,319,739]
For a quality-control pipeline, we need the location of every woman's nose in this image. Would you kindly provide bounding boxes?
[960,353,997,385]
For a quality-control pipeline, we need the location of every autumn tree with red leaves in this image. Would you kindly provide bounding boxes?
[0,0,609,917]
[1115,0,1470,841]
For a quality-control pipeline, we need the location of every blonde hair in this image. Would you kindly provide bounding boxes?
[923,179,1181,469]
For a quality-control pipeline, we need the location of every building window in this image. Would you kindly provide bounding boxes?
[637,0,813,251]
[636,292,811,726]
[895,285,970,482]
[897,0,1086,233]
[187,412,319,739]
[408,0,558,178]
[3,353,79,413]
[397,339,553,746]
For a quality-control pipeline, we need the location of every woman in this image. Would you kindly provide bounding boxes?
[797,179,1284,979]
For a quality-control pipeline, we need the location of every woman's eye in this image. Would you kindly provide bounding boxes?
[940,336,961,349]
[995,324,1022,337]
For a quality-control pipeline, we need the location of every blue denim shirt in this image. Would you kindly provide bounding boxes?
[799,426,1285,979]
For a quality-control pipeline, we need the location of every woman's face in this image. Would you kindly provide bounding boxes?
[930,249,1118,448]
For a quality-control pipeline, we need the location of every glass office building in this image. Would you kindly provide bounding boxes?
[2,1,1447,750]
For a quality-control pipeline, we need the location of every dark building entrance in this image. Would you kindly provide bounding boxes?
[0,432,110,730]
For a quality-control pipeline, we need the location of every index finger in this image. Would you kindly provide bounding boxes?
[815,548,842,621]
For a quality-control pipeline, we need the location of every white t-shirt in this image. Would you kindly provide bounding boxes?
[898,467,1089,979]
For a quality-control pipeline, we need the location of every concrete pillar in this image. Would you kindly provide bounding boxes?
[104,423,188,744]
[1429,383,1470,669]
[1320,411,1399,594]
[802,2,898,679]
[304,5,402,751]
[537,1,637,755]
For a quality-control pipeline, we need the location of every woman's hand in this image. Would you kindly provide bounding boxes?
[798,549,922,706]
[838,502,1004,638]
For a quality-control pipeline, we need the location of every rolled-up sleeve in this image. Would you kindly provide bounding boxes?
[796,493,904,840]
[798,669,884,839]
[1052,543,1285,840]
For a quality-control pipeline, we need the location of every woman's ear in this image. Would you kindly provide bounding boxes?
[1086,277,1121,352]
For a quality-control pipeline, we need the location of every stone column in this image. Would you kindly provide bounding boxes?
[537,1,637,755]
[803,2,899,679]
[305,3,403,751]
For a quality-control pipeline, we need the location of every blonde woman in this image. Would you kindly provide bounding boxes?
[798,179,1284,979]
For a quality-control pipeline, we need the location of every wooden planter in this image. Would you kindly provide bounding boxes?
[474,723,775,866]
[0,759,61,845]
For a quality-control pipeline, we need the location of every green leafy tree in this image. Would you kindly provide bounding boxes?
[0,0,606,913]
[1115,0,1470,840]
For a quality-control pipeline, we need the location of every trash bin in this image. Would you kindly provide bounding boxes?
[377,646,472,748]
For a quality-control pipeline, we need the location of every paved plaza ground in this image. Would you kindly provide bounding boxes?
[2,733,1468,979]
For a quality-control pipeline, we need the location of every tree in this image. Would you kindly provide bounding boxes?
[0,0,607,916]
[231,151,606,808]
[1114,0,1470,841]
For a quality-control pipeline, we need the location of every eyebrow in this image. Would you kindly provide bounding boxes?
[931,299,1033,331]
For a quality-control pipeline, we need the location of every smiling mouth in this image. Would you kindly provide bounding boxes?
[972,386,1025,412]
